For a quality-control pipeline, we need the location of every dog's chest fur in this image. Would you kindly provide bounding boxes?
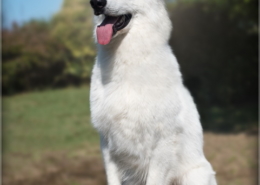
[90,56,183,159]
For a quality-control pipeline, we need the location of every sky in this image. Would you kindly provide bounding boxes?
[2,0,64,29]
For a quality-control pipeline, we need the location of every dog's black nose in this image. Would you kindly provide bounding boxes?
[90,0,107,15]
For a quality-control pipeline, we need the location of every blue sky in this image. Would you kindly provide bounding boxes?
[2,0,64,29]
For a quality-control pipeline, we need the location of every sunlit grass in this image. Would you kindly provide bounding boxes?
[3,86,99,155]
[204,133,257,185]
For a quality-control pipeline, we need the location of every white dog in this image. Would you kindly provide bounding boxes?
[89,0,217,184]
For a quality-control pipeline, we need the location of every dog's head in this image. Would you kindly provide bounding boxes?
[90,0,169,45]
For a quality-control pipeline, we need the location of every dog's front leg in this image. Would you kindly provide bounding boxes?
[180,164,217,185]
[100,136,121,185]
[146,160,170,185]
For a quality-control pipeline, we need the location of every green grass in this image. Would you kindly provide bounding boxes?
[3,86,99,155]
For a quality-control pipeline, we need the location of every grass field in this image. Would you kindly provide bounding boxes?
[3,87,258,185]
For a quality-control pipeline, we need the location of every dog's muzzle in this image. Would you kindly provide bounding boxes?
[90,0,107,15]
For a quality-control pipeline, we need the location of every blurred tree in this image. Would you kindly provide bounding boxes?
[2,21,70,94]
[168,0,258,131]
[51,0,95,80]
[2,0,96,94]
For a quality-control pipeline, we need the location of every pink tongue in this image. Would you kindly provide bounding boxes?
[96,17,118,45]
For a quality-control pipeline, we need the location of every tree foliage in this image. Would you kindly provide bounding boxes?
[3,0,95,94]
[51,0,95,78]
[168,0,258,131]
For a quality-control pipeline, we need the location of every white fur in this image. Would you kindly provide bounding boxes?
[90,0,217,184]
